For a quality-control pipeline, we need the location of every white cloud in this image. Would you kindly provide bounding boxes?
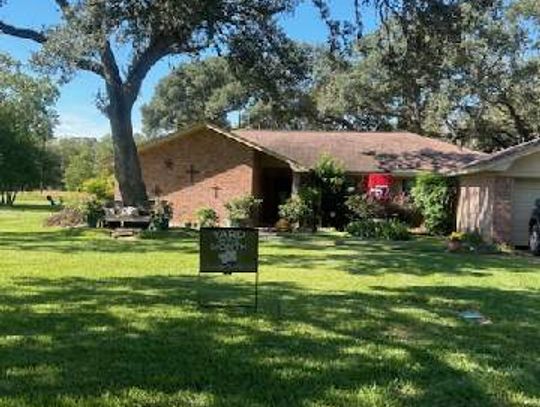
[55,110,143,139]
[55,112,111,138]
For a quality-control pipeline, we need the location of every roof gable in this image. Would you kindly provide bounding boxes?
[138,124,306,171]
[455,138,540,175]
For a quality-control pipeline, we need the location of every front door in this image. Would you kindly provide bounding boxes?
[261,168,292,225]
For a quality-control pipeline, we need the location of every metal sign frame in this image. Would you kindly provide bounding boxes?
[198,227,259,310]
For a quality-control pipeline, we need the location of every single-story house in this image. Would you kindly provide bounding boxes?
[455,138,540,247]
[137,123,480,226]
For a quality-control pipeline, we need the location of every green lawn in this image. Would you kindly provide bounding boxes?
[1,201,539,406]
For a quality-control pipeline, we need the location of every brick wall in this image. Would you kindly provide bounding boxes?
[457,174,514,244]
[139,128,255,226]
[457,174,495,242]
[492,177,513,244]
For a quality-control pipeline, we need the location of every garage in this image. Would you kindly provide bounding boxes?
[512,179,540,246]
[456,139,540,247]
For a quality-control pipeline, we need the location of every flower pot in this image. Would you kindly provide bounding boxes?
[447,240,462,252]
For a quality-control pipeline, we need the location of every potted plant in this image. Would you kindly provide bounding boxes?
[85,199,105,228]
[225,195,262,227]
[278,194,312,231]
[150,200,173,231]
[447,232,465,252]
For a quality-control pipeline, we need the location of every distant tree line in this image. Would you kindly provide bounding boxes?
[0,53,117,206]
[0,55,57,205]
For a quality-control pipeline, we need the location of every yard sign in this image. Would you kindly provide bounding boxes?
[199,228,259,309]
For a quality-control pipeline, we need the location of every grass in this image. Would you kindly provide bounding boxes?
[0,196,539,406]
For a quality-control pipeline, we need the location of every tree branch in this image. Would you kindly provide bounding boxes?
[100,40,123,88]
[54,0,72,16]
[124,35,209,107]
[0,21,47,43]
[124,39,173,106]
[76,59,106,77]
[1,17,104,78]
[55,0,69,9]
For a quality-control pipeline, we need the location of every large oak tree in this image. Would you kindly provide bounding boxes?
[0,0,368,206]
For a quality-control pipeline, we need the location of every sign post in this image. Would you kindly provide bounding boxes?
[199,228,259,310]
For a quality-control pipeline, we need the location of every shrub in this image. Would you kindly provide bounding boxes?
[298,186,322,231]
[278,195,312,228]
[384,194,424,227]
[345,194,384,220]
[447,231,489,252]
[346,219,411,241]
[82,175,115,201]
[83,199,105,228]
[449,231,466,242]
[149,200,173,231]
[314,153,346,193]
[311,154,350,229]
[197,207,219,227]
[411,174,457,235]
[225,195,262,225]
[346,193,423,227]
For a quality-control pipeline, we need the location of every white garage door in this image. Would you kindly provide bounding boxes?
[512,179,540,246]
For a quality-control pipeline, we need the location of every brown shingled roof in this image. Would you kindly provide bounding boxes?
[234,129,483,173]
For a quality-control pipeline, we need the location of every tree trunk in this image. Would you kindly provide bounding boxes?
[107,88,148,207]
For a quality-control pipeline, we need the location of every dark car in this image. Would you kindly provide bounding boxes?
[530,199,540,256]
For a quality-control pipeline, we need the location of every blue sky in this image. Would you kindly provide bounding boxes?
[0,1,377,138]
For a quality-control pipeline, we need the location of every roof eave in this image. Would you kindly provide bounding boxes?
[451,138,540,176]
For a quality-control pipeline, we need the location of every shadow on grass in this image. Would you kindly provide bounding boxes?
[0,228,200,254]
[261,236,536,277]
[0,227,536,277]
[0,275,538,406]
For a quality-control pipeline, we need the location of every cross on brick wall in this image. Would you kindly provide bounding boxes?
[211,186,222,199]
[185,164,200,184]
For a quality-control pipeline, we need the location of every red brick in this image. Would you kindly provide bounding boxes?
[139,128,255,226]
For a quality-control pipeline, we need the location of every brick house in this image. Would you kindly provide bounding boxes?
[137,124,480,227]
[455,138,540,246]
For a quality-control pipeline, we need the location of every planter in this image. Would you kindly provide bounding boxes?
[87,215,101,228]
[229,218,253,228]
[275,218,292,233]
[447,240,462,252]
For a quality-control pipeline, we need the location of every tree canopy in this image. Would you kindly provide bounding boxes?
[143,0,540,152]
[0,54,58,205]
